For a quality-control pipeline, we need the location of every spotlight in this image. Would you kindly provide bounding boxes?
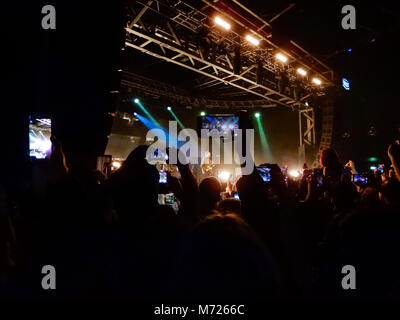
[134,98,140,103]
[112,161,121,169]
[289,170,300,178]
[214,16,231,30]
[218,170,231,182]
[297,68,307,76]
[200,111,206,116]
[167,106,171,111]
[245,34,260,46]
[133,112,137,116]
[275,53,288,63]
[254,112,260,118]
[312,78,322,85]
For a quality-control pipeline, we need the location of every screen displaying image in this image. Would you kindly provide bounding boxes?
[353,174,369,184]
[200,115,239,136]
[159,171,167,183]
[158,193,175,206]
[257,167,271,182]
[29,116,52,159]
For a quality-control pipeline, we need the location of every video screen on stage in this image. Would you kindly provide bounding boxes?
[28,116,52,159]
[199,115,239,137]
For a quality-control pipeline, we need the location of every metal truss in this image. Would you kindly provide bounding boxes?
[124,0,337,164]
[121,71,277,109]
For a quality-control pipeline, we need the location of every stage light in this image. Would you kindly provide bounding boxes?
[348,48,352,52]
[169,108,185,130]
[200,111,206,116]
[218,170,231,182]
[370,166,377,171]
[368,157,378,162]
[297,68,307,76]
[255,112,271,161]
[214,16,231,30]
[112,161,121,169]
[289,170,300,178]
[134,112,137,116]
[312,78,322,85]
[305,102,309,106]
[134,98,140,103]
[245,34,260,46]
[275,53,287,63]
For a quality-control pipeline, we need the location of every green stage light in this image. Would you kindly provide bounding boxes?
[255,115,271,161]
[368,157,378,162]
[169,108,185,130]
[200,111,206,116]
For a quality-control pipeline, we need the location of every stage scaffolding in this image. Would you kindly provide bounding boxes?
[123,0,338,166]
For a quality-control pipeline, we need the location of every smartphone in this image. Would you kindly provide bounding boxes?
[313,168,323,187]
[29,115,52,159]
[159,171,167,183]
[158,193,175,205]
[353,174,369,184]
[256,167,271,182]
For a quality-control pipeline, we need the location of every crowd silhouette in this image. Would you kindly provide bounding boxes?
[1,139,400,299]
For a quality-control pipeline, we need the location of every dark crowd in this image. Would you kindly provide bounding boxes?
[2,139,400,300]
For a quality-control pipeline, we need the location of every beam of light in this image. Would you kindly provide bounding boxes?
[214,16,231,30]
[134,100,160,126]
[255,114,271,161]
[275,53,287,63]
[135,113,178,148]
[297,68,307,76]
[245,34,260,46]
[168,108,185,130]
[135,113,162,131]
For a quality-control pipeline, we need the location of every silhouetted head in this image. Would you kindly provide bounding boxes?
[380,179,400,208]
[124,145,149,168]
[331,182,358,213]
[216,198,241,215]
[199,177,222,204]
[320,148,340,168]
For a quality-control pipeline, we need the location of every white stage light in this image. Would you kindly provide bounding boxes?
[275,53,288,63]
[312,78,322,85]
[297,68,307,76]
[112,161,121,169]
[214,16,231,30]
[289,170,300,178]
[218,170,231,182]
[245,34,260,46]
